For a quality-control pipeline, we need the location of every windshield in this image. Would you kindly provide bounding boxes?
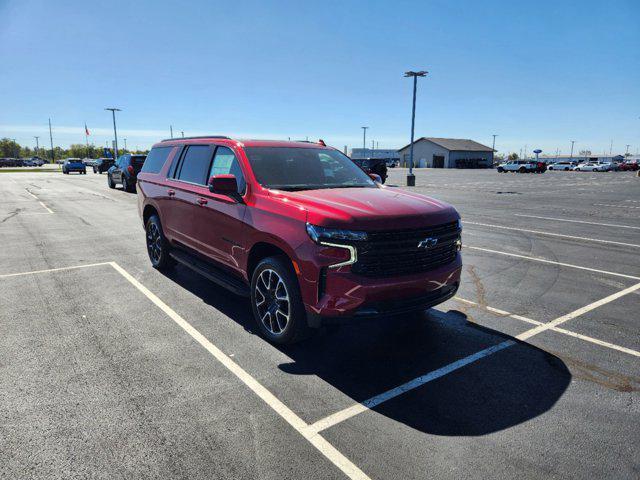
[244,147,376,191]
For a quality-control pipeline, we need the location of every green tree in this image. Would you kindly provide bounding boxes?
[0,138,21,158]
[508,152,519,160]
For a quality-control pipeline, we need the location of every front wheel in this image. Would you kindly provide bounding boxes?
[250,256,309,345]
[497,167,504,173]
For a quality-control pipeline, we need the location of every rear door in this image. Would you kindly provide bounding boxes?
[193,145,248,273]
[162,145,215,251]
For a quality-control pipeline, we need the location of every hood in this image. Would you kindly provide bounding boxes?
[275,186,459,231]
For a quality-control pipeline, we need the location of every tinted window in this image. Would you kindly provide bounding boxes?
[177,146,212,184]
[210,146,246,194]
[141,147,171,173]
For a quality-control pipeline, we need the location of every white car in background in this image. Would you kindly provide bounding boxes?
[547,161,576,171]
[573,163,605,172]
[496,160,538,173]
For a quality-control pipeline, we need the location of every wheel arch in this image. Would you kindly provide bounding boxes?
[246,242,294,280]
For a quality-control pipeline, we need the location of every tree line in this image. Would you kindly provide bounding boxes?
[0,138,149,161]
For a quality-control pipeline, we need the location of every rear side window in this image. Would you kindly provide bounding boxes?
[177,146,212,184]
[141,147,172,174]
[131,155,146,172]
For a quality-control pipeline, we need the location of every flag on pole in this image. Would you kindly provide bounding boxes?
[85,123,90,136]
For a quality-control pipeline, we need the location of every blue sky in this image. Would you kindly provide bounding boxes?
[1,0,638,155]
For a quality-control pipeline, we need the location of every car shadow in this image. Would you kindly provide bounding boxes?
[162,265,571,437]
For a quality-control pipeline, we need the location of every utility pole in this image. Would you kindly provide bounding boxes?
[626,144,630,155]
[361,126,368,157]
[105,107,121,159]
[492,134,497,152]
[34,136,40,157]
[371,139,375,155]
[569,140,575,162]
[48,118,55,164]
[404,70,428,186]
[124,138,127,152]
[170,125,173,139]
[609,139,613,156]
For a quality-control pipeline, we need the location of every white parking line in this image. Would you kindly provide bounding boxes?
[24,188,54,214]
[0,262,111,278]
[516,282,640,340]
[595,203,640,209]
[464,221,640,249]
[309,284,640,433]
[513,214,640,231]
[305,340,515,435]
[467,246,640,281]
[454,297,640,357]
[109,262,370,480]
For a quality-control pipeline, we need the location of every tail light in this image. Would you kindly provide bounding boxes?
[127,165,134,175]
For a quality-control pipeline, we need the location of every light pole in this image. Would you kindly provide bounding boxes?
[34,136,40,157]
[404,70,427,186]
[124,138,127,152]
[569,140,575,162]
[492,134,497,152]
[181,131,184,138]
[361,126,368,157]
[48,118,55,164]
[105,107,121,159]
[626,144,630,156]
[170,125,173,139]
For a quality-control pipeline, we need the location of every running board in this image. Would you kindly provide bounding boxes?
[169,250,250,297]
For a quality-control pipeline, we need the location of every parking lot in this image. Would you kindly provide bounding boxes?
[1,167,638,479]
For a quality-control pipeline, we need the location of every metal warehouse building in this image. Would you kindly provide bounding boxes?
[398,137,494,168]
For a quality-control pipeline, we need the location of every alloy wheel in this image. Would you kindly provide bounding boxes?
[146,222,162,263]
[254,269,290,335]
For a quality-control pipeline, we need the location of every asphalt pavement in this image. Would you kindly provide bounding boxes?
[0,167,638,479]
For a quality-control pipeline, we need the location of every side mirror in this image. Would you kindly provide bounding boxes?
[369,173,382,183]
[208,174,241,200]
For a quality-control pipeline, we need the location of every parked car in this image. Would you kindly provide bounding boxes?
[573,163,605,172]
[496,160,538,173]
[62,158,87,174]
[619,160,639,171]
[352,157,388,183]
[386,159,398,168]
[547,161,576,171]
[137,137,462,345]
[107,153,146,192]
[93,157,115,174]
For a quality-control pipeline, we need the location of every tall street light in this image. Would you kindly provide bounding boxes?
[404,70,427,186]
[361,126,368,156]
[492,134,497,152]
[48,118,55,164]
[569,140,575,162]
[105,107,121,159]
[34,136,40,157]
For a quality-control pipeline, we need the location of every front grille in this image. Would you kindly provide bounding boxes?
[350,221,460,277]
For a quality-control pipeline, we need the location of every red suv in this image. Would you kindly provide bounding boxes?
[137,136,462,344]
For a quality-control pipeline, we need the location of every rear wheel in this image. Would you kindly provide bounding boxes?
[518,167,527,173]
[497,167,504,173]
[145,215,174,270]
[107,174,115,189]
[250,256,309,345]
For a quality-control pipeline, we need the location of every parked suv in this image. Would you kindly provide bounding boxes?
[496,160,538,173]
[137,137,462,344]
[93,157,115,174]
[107,154,146,192]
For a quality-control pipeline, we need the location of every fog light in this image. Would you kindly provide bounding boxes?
[455,238,462,251]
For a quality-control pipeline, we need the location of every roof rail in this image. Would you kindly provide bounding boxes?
[160,135,231,142]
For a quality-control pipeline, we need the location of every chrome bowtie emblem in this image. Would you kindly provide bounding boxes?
[417,237,438,249]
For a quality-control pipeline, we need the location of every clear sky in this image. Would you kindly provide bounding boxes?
[1,0,638,156]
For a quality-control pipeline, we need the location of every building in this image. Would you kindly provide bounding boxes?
[350,148,400,162]
[397,137,494,168]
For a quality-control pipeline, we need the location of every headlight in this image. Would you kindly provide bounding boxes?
[306,223,368,243]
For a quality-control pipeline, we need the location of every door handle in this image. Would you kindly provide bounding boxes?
[197,197,208,206]
[167,189,175,197]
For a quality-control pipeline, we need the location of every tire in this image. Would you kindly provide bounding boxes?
[145,214,174,271]
[93,167,97,173]
[497,167,504,173]
[518,167,526,173]
[107,174,115,189]
[564,167,569,171]
[122,176,130,192]
[250,256,309,345]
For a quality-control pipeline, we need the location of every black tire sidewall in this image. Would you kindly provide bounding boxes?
[145,215,172,270]
[250,256,307,345]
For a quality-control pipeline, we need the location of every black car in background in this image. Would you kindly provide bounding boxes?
[352,157,388,183]
[93,158,115,174]
[107,154,146,192]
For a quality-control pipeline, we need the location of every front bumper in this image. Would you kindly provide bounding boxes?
[303,253,462,327]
